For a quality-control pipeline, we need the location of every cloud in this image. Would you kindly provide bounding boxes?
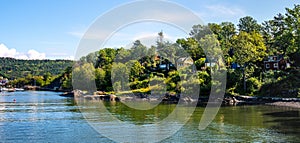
[197,4,246,23]
[206,5,245,17]
[68,29,112,40]
[0,44,17,57]
[64,56,75,60]
[27,49,46,59]
[0,43,46,60]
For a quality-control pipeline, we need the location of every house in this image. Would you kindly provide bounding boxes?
[150,55,176,72]
[231,63,241,69]
[0,77,9,86]
[177,57,194,69]
[264,55,290,71]
[204,58,216,68]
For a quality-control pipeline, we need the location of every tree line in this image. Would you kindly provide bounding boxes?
[0,58,73,89]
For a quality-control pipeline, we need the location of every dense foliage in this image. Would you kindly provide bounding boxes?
[0,58,73,89]
[4,4,300,97]
[0,57,73,79]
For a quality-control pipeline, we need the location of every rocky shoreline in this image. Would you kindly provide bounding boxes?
[266,101,300,108]
[64,90,300,108]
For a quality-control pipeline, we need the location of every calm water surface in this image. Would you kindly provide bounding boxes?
[0,91,299,142]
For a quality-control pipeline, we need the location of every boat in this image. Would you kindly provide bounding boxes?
[15,88,25,92]
[0,87,9,92]
[7,88,15,92]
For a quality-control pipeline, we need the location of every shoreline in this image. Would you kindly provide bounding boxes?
[70,90,300,108]
[6,89,299,108]
[265,101,300,109]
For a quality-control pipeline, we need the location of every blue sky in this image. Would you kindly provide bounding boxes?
[0,0,298,60]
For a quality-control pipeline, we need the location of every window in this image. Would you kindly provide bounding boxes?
[266,63,270,68]
[274,63,278,68]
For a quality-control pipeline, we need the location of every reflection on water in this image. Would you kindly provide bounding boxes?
[167,105,300,142]
[0,91,111,143]
[0,91,299,142]
[104,101,177,124]
[264,110,300,135]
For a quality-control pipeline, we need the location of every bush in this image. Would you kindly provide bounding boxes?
[246,77,262,96]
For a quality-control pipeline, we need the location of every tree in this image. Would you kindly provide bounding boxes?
[127,60,145,82]
[208,23,222,40]
[198,34,223,69]
[43,72,52,85]
[96,48,116,68]
[209,22,236,67]
[62,74,72,90]
[115,47,131,63]
[176,37,204,61]
[285,4,300,65]
[156,32,180,64]
[95,68,107,91]
[111,62,129,91]
[231,31,267,93]
[262,13,291,56]
[72,63,96,92]
[190,24,212,40]
[238,16,261,33]
[232,32,267,65]
[131,40,148,60]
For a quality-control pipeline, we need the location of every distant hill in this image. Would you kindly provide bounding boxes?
[0,57,73,79]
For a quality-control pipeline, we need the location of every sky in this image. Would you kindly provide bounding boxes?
[0,0,298,60]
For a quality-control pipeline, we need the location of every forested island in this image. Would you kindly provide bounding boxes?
[0,58,73,90]
[1,4,300,100]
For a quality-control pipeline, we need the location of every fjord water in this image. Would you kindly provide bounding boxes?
[0,91,299,142]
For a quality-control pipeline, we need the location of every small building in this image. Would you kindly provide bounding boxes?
[264,55,290,71]
[0,78,9,86]
[231,63,241,69]
[204,58,216,68]
[177,57,194,69]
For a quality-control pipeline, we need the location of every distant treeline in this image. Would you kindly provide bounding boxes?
[0,57,73,79]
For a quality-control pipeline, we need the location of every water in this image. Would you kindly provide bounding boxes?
[0,91,299,142]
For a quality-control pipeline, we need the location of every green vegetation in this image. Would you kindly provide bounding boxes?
[0,57,73,79]
[0,58,73,89]
[4,4,300,97]
[75,4,299,97]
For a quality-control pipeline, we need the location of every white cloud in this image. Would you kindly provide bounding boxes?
[197,4,246,23]
[68,29,112,40]
[0,43,46,60]
[64,56,75,60]
[206,5,245,17]
[0,44,17,57]
[27,49,46,59]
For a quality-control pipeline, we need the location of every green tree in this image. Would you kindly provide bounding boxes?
[72,63,96,92]
[231,31,267,93]
[262,13,291,56]
[285,4,300,65]
[112,62,129,91]
[199,34,223,69]
[95,68,107,91]
[127,60,145,82]
[238,16,261,33]
[131,40,148,60]
[176,37,204,61]
[62,74,72,90]
[190,24,212,40]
